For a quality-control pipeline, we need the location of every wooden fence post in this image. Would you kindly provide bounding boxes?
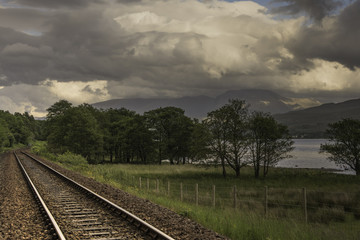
[303,187,308,224]
[139,177,142,189]
[212,185,216,207]
[265,186,268,218]
[233,185,237,209]
[195,183,199,206]
[147,178,149,191]
[180,183,183,202]
[167,181,170,196]
[156,179,159,193]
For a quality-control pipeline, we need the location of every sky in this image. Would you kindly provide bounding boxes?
[0,0,359,117]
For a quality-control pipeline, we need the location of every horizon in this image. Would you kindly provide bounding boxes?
[0,0,359,117]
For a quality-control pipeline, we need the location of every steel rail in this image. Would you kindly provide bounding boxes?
[14,151,67,240]
[21,151,175,240]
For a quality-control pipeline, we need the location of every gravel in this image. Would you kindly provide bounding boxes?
[0,152,53,240]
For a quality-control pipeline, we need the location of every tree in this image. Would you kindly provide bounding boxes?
[248,112,294,178]
[189,119,211,163]
[320,118,360,175]
[46,101,103,163]
[205,99,250,177]
[144,107,193,164]
[0,119,12,150]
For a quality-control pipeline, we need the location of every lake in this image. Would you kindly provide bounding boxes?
[276,139,355,175]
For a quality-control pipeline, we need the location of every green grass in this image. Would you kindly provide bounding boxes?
[30,145,360,239]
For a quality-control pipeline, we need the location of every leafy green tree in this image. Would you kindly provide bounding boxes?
[204,108,228,177]
[63,104,103,163]
[248,112,294,178]
[205,99,249,177]
[320,118,360,175]
[189,120,211,163]
[0,119,12,150]
[46,101,103,163]
[144,107,193,164]
[46,100,73,120]
[46,100,73,152]
[126,115,155,163]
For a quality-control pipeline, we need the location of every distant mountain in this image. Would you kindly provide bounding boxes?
[92,89,299,119]
[274,98,360,138]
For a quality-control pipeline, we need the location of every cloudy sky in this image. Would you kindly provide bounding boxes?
[0,0,359,117]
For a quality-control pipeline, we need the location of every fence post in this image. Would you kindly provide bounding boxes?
[195,183,199,206]
[156,179,159,193]
[139,177,142,189]
[233,185,237,209]
[167,181,170,196]
[303,187,308,224]
[147,178,149,191]
[265,186,268,218]
[180,183,183,202]
[212,185,216,207]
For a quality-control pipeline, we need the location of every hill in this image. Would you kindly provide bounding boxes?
[274,98,360,138]
[92,89,299,119]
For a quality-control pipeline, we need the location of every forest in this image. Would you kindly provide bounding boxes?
[1,99,293,178]
[0,110,42,151]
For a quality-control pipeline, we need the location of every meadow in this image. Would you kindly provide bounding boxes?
[39,150,360,240]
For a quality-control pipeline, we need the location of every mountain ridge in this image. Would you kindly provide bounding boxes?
[92,89,299,118]
[274,98,360,138]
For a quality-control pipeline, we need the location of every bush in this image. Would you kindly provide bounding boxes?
[57,151,88,168]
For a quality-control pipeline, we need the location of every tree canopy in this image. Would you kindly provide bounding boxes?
[320,118,360,175]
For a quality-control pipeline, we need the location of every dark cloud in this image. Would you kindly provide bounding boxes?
[0,8,52,32]
[8,0,104,9]
[285,0,360,70]
[270,0,342,21]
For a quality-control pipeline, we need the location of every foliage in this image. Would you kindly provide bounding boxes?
[0,110,41,151]
[320,118,360,175]
[205,99,250,177]
[248,112,294,178]
[43,98,293,178]
[57,151,88,168]
[144,107,193,164]
[51,159,360,240]
[46,102,103,163]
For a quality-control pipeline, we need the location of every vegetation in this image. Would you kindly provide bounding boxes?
[248,112,294,178]
[204,99,250,177]
[320,118,360,175]
[0,110,41,152]
[32,147,360,240]
[43,99,293,178]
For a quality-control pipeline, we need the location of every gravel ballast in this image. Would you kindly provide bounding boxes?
[0,152,53,240]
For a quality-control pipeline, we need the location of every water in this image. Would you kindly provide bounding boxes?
[276,139,355,175]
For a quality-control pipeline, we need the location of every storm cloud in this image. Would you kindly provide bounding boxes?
[0,0,359,116]
[270,0,343,21]
[285,0,360,70]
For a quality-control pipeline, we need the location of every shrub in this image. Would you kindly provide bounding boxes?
[57,151,88,169]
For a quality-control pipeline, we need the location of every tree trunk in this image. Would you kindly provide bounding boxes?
[235,167,240,177]
[221,158,226,178]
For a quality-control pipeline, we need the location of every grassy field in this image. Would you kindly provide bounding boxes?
[31,144,360,239]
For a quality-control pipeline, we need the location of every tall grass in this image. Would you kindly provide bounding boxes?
[31,145,360,239]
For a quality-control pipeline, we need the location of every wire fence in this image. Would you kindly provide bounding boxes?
[119,175,360,224]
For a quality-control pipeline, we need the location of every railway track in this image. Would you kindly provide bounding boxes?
[14,151,175,240]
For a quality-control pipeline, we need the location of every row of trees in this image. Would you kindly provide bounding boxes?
[0,110,41,151]
[45,99,294,178]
